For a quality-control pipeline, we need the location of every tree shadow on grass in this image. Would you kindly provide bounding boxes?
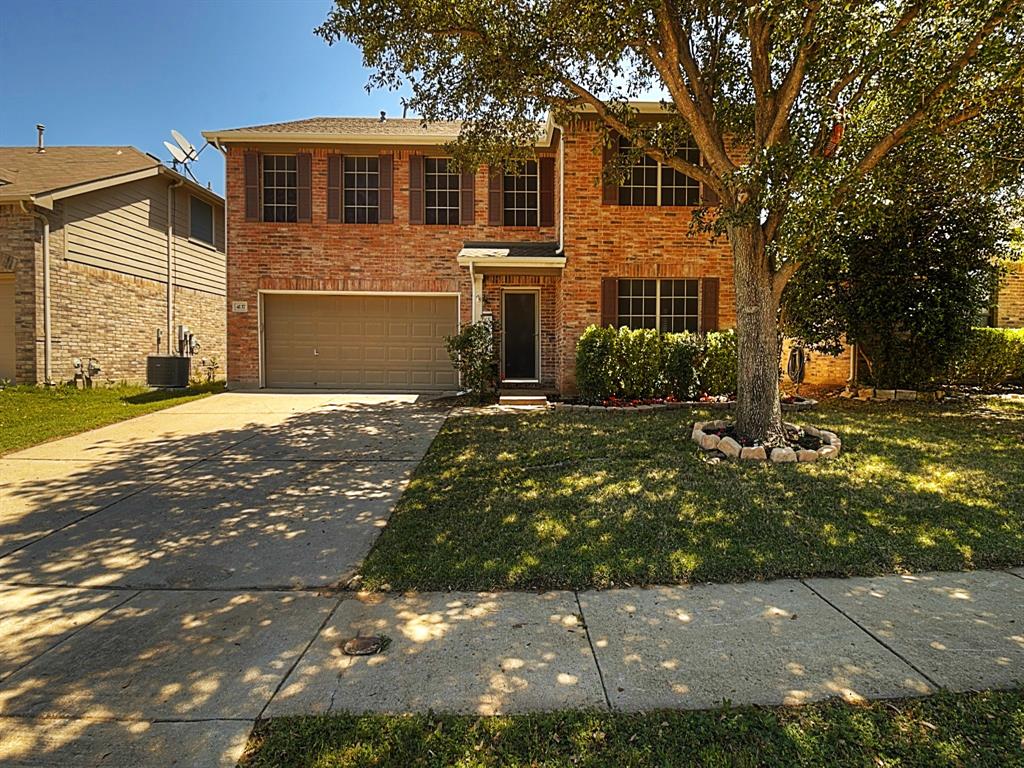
[360,398,1024,590]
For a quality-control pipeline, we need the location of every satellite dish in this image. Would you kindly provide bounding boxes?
[164,140,188,164]
[171,130,198,161]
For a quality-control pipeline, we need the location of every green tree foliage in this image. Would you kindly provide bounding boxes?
[783,149,1008,388]
[319,0,1024,439]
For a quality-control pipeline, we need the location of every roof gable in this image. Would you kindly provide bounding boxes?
[0,146,158,199]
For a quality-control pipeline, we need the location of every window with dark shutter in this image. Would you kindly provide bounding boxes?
[539,157,555,227]
[503,160,539,227]
[615,278,702,332]
[617,137,703,207]
[189,196,214,245]
[424,158,461,225]
[262,155,298,222]
[343,156,380,224]
[296,153,312,222]
[243,151,260,221]
[327,155,343,222]
[408,155,424,224]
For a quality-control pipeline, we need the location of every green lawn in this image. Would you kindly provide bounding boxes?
[360,398,1024,591]
[240,690,1024,768]
[0,383,223,455]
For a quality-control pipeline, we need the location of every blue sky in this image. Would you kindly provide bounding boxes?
[0,0,409,194]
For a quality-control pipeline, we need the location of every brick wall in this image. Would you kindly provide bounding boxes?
[780,337,852,391]
[0,206,38,383]
[995,261,1024,328]
[225,145,557,387]
[556,122,737,392]
[1,202,225,385]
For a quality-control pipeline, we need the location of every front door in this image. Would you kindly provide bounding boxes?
[503,291,538,380]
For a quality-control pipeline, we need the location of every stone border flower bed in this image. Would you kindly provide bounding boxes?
[691,419,842,463]
[550,396,817,413]
[842,387,944,402]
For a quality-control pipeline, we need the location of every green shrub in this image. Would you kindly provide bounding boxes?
[663,332,704,400]
[445,321,498,402]
[948,327,1024,388]
[615,327,664,399]
[573,326,739,402]
[575,325,618,402]
[701,330,739,396]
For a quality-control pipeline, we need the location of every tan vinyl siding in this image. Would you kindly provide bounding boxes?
[64,176,225,296]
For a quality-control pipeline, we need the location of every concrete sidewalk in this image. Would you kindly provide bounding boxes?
[267,569,1024,718]
[0,569,1021,766]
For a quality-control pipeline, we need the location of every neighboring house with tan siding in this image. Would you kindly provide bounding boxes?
[0,144,226,385]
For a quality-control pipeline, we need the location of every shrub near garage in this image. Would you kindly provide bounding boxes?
[949,327,1024,388]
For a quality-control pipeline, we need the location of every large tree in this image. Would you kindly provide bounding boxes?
[318,0,1024,443]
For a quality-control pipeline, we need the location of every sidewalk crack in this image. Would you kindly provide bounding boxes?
[574,591,611,711]
[799,579,940,690]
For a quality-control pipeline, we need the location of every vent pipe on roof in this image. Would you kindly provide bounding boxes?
[36,124,46,153]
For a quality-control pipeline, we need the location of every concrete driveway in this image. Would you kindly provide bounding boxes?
[0,392,448,766]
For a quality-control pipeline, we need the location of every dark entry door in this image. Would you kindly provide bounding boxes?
[503,292,537,380]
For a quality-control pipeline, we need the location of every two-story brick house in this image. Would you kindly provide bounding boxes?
[204,105,736,393]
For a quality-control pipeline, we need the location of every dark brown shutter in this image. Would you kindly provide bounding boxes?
[539,156,555,227]
[408,155,424,224]
[601,141,618,205]
[601,277,619,328]
[296,153,312,222]
[701,277,720,332]
[243,151,260,221]
[460,169,475,225]
[378,154,393,223]
[701,159,720,205]
[327,155,343,222]
[488,167,503,226]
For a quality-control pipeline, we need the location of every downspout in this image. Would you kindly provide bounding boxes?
[166,179,184,353]
[553,122,565,255]
[20,200,52,384]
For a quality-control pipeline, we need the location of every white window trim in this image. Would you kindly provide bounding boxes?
[424,156,461,226]
[503,161,540,227]
[618,278,702,332]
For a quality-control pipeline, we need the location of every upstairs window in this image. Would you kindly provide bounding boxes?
[618,138,702,207]
[618,278,700,332]
[344,156,380,224]
[262,155,297,222]
[503,160,538,227]
[189,195,214,246]
[424,158,461,225]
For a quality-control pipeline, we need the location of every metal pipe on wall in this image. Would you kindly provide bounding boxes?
[166,179,184,352]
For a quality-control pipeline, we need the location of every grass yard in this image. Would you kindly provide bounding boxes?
[240,689,1024,768]
[0,382,223,455]
[360,397,1024,591]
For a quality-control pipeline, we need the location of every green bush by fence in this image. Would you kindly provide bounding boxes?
[947,328,1024,388]
[575,326,738,403]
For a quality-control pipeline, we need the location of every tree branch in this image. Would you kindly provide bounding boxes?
[852,0,1020,179]
[764,2,821,148]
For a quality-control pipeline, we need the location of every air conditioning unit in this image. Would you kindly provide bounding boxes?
[147,355,190,388]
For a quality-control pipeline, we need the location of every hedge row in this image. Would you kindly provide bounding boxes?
[576,326,738,402]
[947,327,1024,388]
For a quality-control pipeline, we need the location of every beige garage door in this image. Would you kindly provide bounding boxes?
[263,293,459,390]
[0,274,14,382]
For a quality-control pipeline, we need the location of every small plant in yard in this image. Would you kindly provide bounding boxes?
[444,321,497,403]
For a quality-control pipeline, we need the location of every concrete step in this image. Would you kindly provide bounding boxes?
[498,395,550,407]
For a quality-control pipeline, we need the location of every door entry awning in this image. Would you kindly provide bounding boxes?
[456,240,565,269]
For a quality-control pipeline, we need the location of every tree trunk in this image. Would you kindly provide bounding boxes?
[729,222,785,444]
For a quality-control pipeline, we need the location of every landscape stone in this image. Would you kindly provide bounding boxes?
[896,389,917,400]
[818,445,839,459]
[699,433,721,450]
[770,447,797,463]
[875,389,896,400]
[796,449,818,462]
[718,436,742,458]
[740,446,767,461]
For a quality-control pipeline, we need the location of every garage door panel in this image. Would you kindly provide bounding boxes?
[264,294,458,390]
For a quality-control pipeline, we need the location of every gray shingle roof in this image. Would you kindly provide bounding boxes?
[207,116,464,138]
